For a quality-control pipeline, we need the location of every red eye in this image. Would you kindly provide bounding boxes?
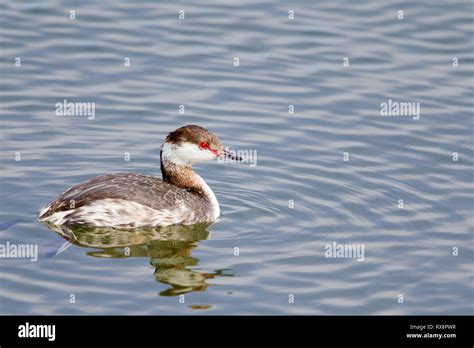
[199,141,219,156]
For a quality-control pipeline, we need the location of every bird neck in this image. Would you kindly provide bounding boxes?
[160,149,220,219]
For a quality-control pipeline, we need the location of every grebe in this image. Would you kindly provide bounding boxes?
[38,125,242,227]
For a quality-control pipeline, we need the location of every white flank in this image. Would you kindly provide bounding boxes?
[40,198,196,227]
[194,173,220,220]
[40,210,73,225]
[38,204,52,218]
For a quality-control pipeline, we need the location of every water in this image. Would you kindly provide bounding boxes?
[0,0,473,315]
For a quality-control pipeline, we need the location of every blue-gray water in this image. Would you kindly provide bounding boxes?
[0,0,473,315]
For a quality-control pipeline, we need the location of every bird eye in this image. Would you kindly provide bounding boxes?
[199,141,209,149]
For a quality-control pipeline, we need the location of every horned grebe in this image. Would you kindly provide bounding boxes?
[38,125,242,227]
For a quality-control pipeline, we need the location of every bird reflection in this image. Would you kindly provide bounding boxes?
[42,221,228,297]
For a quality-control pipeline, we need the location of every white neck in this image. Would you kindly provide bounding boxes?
[193,173,220,220]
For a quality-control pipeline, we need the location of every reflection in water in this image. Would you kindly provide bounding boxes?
[42,222,229,298]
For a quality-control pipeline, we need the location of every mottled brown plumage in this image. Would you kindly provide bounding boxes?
[39,173,213,224]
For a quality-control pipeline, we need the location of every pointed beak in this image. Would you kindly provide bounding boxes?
[221,149,244,162]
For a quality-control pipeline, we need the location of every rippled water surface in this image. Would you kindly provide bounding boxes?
[0,0,473,314]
